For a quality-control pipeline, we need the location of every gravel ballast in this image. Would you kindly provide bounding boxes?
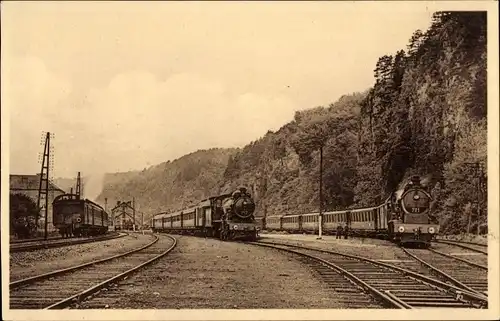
[10,233,155,281]
[77,235,343,309]
[259,233,409,261]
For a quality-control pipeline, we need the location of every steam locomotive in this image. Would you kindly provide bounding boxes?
[151,187,258,241]
[52,194,110,237]
[263,176,439,247]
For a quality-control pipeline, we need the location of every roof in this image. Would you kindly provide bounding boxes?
[10,174,66,193]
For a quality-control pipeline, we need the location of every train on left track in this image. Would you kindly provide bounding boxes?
[151,187,259,241]
[52,193,109,237]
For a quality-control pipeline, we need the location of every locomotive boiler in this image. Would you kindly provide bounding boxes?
[387,175,439,246]
[219,187,257,241]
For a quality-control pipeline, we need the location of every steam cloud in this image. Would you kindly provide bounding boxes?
[83,172,105,202]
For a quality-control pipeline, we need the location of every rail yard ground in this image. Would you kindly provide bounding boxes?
[9,232,490,309]
[76,235,342,309]
[10,233,154,281]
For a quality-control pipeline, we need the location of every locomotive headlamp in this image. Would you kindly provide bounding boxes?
[233,225,238,230]
[428,227,435,234]
[398,226,405,232]
[413,195,420,200]
[76,217,81,222]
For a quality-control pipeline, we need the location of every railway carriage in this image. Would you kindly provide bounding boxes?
[52,193,109,237]
[323,210,346,233]
[301,213,319,232]
[265,215,283,231]
[282,214,301,232]
[254,216,265,231]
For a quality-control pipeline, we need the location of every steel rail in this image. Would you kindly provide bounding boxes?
[401,248,482,296]
[434,240,487,254]
[435,237,487,247]
[428,248,487,270]
[251,242,411,309]
[11,236,64,244]
[10,233,149,288]
[10,232,125,253]
[45,235,177,309]
[254,240,487,309]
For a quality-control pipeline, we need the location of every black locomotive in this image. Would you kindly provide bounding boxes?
[152,187,259,241]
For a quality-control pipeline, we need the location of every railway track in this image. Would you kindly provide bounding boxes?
[430,242,487,267]
[9,232,125,253]
[11,236,63,244]
[403,248,488,297]
[251,241,487,309]
[434,239,487,254]
[9,234,177,309]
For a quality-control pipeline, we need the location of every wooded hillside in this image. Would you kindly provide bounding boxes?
[96,148,237,221]
[96,12,487,233]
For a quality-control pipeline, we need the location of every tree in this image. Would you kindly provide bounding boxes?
[10,193,39,239]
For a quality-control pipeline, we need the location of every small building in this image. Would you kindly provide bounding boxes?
[10,174,66,232]
[111,201,136,231]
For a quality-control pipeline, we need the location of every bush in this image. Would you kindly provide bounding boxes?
[10,193,39,239]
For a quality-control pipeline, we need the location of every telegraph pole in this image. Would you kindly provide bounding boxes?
[37,132,53,240]
[464,162,485,235]
[76,172,82,199]
[141,211,144,235]
[476,163,485,235]
[133,197,136,231]
[318,145,323,240]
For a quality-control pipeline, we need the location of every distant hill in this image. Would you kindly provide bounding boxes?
[95,148,237,222]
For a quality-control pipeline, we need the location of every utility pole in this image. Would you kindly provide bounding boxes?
[318,145,323,240]
[37,132,53,240]
[133,197,136,231]
[464,162,485,235]
[76,172,81,200]
[476,163,485,235]
[141,211,144,235]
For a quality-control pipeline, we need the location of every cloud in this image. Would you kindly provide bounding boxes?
[8,61,297,177]
[7,55,72,175]
[84,71,297,170]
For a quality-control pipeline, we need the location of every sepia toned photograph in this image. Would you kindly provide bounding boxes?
[1,1,498,320]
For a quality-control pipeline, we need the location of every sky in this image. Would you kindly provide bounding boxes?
[2,1,437,180]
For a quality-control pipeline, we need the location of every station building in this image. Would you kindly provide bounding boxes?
[10,174,66,232]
